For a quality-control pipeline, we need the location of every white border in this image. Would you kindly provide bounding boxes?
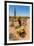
[7,3,32,43]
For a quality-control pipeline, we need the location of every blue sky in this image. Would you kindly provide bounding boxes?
[9,5,30,17]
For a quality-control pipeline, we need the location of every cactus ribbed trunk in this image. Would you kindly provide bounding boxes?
[14,6,16,18]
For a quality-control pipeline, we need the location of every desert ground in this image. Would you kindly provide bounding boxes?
[9,16,30,40]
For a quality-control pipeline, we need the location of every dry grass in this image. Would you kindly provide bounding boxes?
[9,16,30,40]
